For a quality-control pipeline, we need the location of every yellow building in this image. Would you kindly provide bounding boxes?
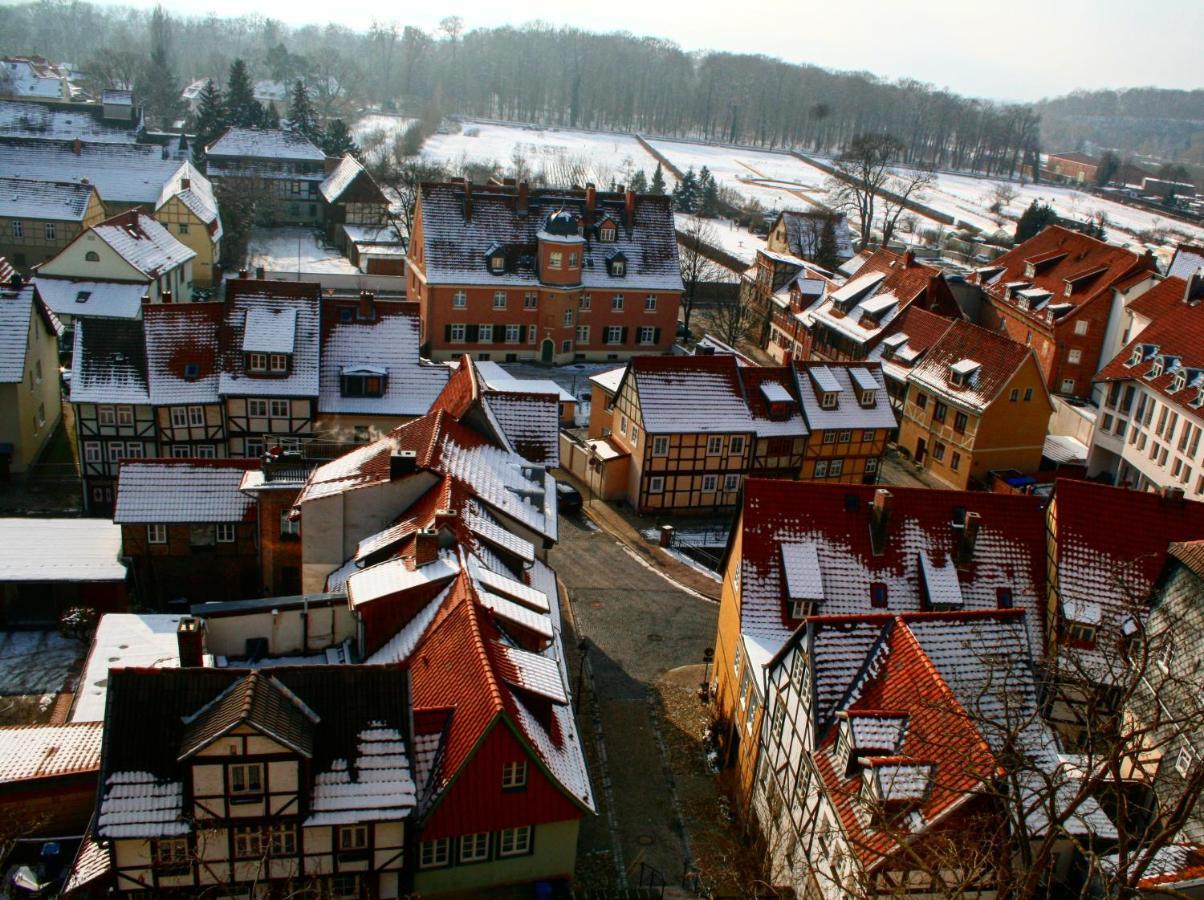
[154,162,223,288]
[0,177,105,273]
[0,260,62,475]
[898,320,1053,489]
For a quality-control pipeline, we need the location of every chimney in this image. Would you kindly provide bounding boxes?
[238,269,248,279]
[177,616,206,668]
[358,290,376,321]
[161,289,172,304]
[433,507,458,538]
[516,180,529,216]
[870,489,892,556]
[782,350,793,367]
[180,176,191,190]
[1185,269,1204,307]
[901,249,915,267]
[624,188,636,229]
[410,529,439,569]
[463,180,473,221]
[8,272,23,291]
[390,450,418,480]
[1162,485,1186,507]
[957,511,981,566]
[585,183,597,220]
[72,137,82,156]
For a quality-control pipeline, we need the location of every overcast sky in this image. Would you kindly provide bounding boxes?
[124,0,1201,102]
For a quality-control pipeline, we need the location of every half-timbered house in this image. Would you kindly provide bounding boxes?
[144,302,228,458]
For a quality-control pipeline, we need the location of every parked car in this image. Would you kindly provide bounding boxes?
[555,480,583,512]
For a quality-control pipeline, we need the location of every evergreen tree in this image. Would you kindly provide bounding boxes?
[321,119,358,158]
[224,59,261,128]
[1015,200,1058,243]
[673,167,699,213]
[191,79,225,169]
[135,6,184,128]
[263,101,281,128]
[286,79,318,142]
[698,166,720,217]
[815,214,841,272]
[629,169,648,193]
[650,162,666,195]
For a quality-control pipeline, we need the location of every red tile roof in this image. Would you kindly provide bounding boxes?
[1126,276,1192,320]
[908,319,1043,412]
[877,304,954,357]
[854,248,957,314]
[0,722,103,784]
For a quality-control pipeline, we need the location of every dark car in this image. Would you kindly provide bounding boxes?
[555,480,583,512]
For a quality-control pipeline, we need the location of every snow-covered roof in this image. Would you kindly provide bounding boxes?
[219,283,321,398]
[91,211,195,277]
[0,138,187,205]
[243,306,297,353]
[628,355,754,434]
[0,98,140,143]
[36,277,145,320]
[781,542,823,601]
[346,554,459,607]
[0,175,95,220]
[474,360,574,402]
[143,303,223,404]
[69,317,149,404]
[0,518,124,582]
[1,59,69,100]
[919,549,964,607]
[319,154,365,203]
[908,320,1036,414]
[73,614,183,722]
[759,381,793,404]
[482,391,561,467]
[206,126,326,162]
[305,724,417,826]
[114,460,259,524]
[0,282,51,382]
[794,362,897,432]
[155,161,222,241]
[0,722,103,784]
[1043,434,1088,465]
[589,365,625,396]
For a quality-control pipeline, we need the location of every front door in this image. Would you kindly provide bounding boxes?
[540,339,554,364]
[915,437,927,463]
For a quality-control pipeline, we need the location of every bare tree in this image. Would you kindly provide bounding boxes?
[990,182,1021,217]
[677,216,726,331]
[827,134,906,251]
[879,167,935,246]
[709,282,753,348]
[368,151,447,244]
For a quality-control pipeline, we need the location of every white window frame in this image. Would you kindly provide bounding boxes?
[188,406,205,427]
[459,832,490,863]
[605,325,623,344]
[501,760,528,790]
[1060,378,1075,393]
[269,399,289,418]
[524,292,538,309]
[479,323,494,343]
[548,251,562,270]
[248,352,268,372]
[147,523,167,544]
[172,445,190,458]
[702,474,718,492]
[117,406,134,426]
[247,398,268,417]
[1068,349,1082,365]
[563,309,574,327]
[652,436,669,456]
[579,293,591,310]
[576,325,590,345]
[644,294,657,311]
[829,458,844,477]
[450,323,466,343]
[638,326,655,345]
[125,442,143,459]
[338,825,369,851]
[420,838,450,869]
[493,291,507,310]
[269,353,288,372]
[452,290,467,308]
[814,459,829,477]
[216,523,236,543]
[498,826,532,857]
[611,294,624,311]
[730,436,745,455]
[505,324,521,344]
[649,475,664,493]
[724,473,740,492]
[44,222,56,241]
[1074,319,1088,336]
[170,407,188,428]
[706,436,723,455]
[98,405,115,426]
[84,441,101,463]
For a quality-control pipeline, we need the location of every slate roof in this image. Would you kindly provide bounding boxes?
[626,354,754,434]
[738,366,808,439]
[733,479,1048,651]
[143,302,223,404]
[0,722,102,784]
[483,390,561,466]
[0,278,58,382]
[318,302,448,417]
[0,137,186,205]
[96,666,412,838]
[776,209,854,261]
[155,161,222,242]
[908,320,1040,414]
[90,210,195,277]
[114,459,259,524]
[0,518,125,582]
[218,280,321,399]
[1169,245,1204,281]
[415,181,683,291]
[69,317,149,404]
[0,175,96,221]
[206,126,326,162]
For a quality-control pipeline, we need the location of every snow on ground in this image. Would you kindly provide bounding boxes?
[422,121,664,188]
[247,227,359,276]
[352,114,419,160]
[676,213,764,268]
[499,361,616,404]
[0,630,81,696]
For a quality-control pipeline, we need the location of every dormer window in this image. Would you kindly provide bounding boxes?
[484,243,506,274]
[599,222,616,242]
[270,353,288,373]
[248,352,267,372]
[1128,347,1144,367]
[341,366,387,397]
[1064,598,1101,649]
[821,392,838,410]
[183,362,200,381]
[85,250,100,262]
[1173,371,1187,392]
[949,359,980,389]
[608,252,627,277]
[75,290,91,304]
[1024,262,1036,278]
[229,762,263,800]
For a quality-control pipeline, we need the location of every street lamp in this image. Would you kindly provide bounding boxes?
[699,646,714,704]
[575,638,590,708]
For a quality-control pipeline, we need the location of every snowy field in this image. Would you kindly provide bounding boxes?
[676,213,763,268]
[353,113,419,159]
[247,227,359,276]
[0,630,80,697]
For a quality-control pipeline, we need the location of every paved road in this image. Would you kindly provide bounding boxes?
[552,512,719,890]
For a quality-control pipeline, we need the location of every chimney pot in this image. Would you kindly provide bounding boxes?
[624,188,635,229]
[358,290,376,321]
[238,269,248,279]
[180,176,190,190]
[161,289,172,304]
[870,489,892,556]
[412,528,439,568]
[463,180,473,221]
[957,511,982,565]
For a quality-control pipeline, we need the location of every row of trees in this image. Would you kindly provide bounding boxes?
[0,1,1043,179]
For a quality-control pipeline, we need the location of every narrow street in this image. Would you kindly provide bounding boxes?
[551,512,720,893]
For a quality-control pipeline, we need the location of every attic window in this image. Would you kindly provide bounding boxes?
[1150,358,1165,378]
[791,599,816,618]
[183,363,200,381]
[75,291,91,303]
[949,359,980,388]
[85,251,100,262]
[608,253,627,278]
[1127,347,1144,367]
[870,582,888,608]
[820,392,838,410]
[599,223,616,242]
[1172,371,1187,392]
[490,254,505,274]
[1024,262,1036,278]
[341,367,387,398]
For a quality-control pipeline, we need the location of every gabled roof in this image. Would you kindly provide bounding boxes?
[0,722,102,784]
[908,320,1042,414]
[114,459,260,524]
[218,280,321,398]
[775,209,855,261]
[1168,244,1204,281]
[0,175,97,221]
[1127,275,1193,321]
[0,137,186,206]
[866,304,954,382]
[0,277,58,382]
[792,361,897,431]
[90,210,195,277]
[35,276,146,320]
[69,317,148,404]
[733,479,1048,651]
[625,354,754,434]
[143,302,223,404]
[206,126,326,162]
[179,670,318,759]
[739,365,808,438]
[415,181,682,291]
[155,161,222,241]
[319,154,382,204]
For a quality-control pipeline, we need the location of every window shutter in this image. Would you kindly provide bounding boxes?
[653,327,661,344]
[443,324,451,342]
[519,325,527,343]
[466,324,479,343]
[621,327,629,345]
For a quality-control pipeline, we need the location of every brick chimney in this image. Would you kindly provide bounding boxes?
[516,180,529,216]
[870,489,892,555]
[585,183,597,223]
[358,290,376,321]
[72,137,82,156]
[238,269,248,279]
[161,289,172,304]
[901,249,915,267]
[409,529,440,568]
[390,450,418,480]
[957,511,981,566]
[177,616,206,668]
[433,507,458,536]
[463,180,473,221]
[624,188,635,229]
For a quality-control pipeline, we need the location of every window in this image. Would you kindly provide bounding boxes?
[933,441,946,462]
[820,392,838,410]
[730,436,745,455]
[170,407,188,427]
[247,398,268,417]
[576,325,590,345]
[865,457,878,475]
[1066,621,1096,646]
[450,323,466,343]
[1024,388,1034,401]
[870,582,888,608]
[630,425,640,444]
[499,826,532,857]
[493,292,507,309]
[177,222,189,235]
[600,224,616,242]
[477,323,494,344]
[246,437,264,458]
[568,252,578,268]
[229,763,263,798]
[98,405,115,426]
[915,393,927,410]
[124,442,143,459]
[724,474,740,492]
[248,352,267,372]
[269,354,288,372]
[822,431,836,445]
[107,443,123,463]
[649,476,664,493]
[1176,746,1195,778]
[506,324,521,344]
[196,445,216,459]
[605,325,623,344]
[117,406,134,426]
[460,832,490,863]
[10,221,21,238]
[548,251,562,270]
[188,406,205,427]
[216,523,236,543]
[838,430,851,443]
[828,458,843,477]
[502,760,528,791]
[814,460,829,477]
[702,474,718,492]
[153,837,189,869]
[1010,388,1020,402]
[954,412,968,433]
[84,441,100,463]
[268,824,296,856]
[933,401,947,424]
[951,451,961,471]
[561,308,574,328]
[1067,349,1082,365]
[342,372,385,397]
[638,326,656,345]
[1060,378,1075,393]
[329,875,361,899]
[523,292,538,309]
[579,293,591,310]
[707,436,723,455]
[611,294,624,311]
[233,826,262,859]
[645,295,657,312]
[611,259,626,277]
[280,510,300,538]
[338,825,368,852]
[1074,319,1088,336]
[733,641,742,677]
[452,290,467,308]
[269,399,289,418]
[420,838,450,869]
[147,524,167,544]
[169,444,188,458]
[43,223,56,240]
